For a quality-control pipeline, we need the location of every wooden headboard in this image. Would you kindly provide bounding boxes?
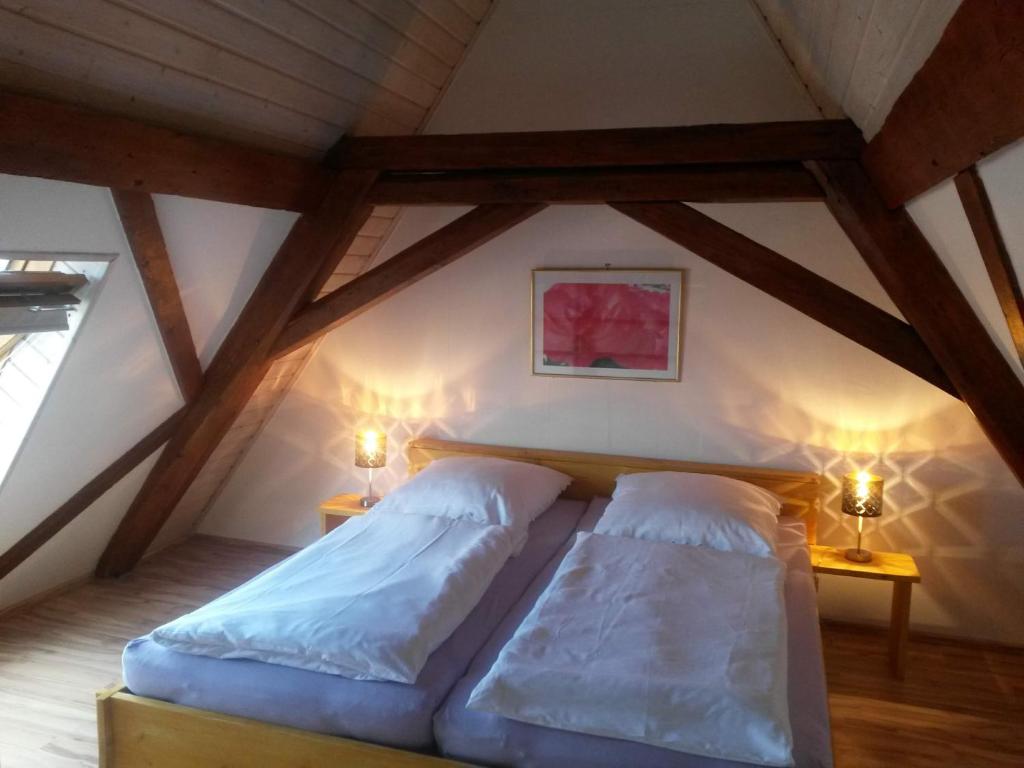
[406,437,822,543]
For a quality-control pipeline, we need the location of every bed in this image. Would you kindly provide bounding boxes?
[97,436,825,767]
[434,499,833,767]
[120,497,586,750]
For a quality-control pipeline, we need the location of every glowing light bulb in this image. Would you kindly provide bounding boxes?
[855,470,872,501]
[361,429,380,455]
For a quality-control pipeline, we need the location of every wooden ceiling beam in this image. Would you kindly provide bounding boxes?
[301,197,377,304]
[0,90,865,210]
[810,160,1024,486]
[612,202,958,397]
[272,203,546,359]
[367,164,824,205]
[293,136,380,306]
[0,408,185,581]
[863,0,1024,207]
[95,171,378,578]
[331,119,863,172]
[954,166,1024,368]
[113,190,204,402]
[0,91,331,212]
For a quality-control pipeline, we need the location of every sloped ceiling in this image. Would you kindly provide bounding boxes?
[0,0,489,152]
[753,0,962,137]
[0,0,493,554]
[752,0,1024,381]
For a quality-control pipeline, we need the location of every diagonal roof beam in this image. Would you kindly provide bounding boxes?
[0,90,330,212]
[96,171,378,577]
[611,201,957,397]
[0,408,185,581]
[954,166,1024,368]
[113,190,204,402]
[863,0,1024,207]
[298,135,378,306]
[810,159,1024,487]
[272,203,547,359]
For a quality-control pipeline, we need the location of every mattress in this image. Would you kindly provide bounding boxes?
[434,500,834,768]
[122,498,586,751]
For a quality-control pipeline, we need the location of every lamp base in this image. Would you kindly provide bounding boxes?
[844,547,873,563]
[360,495,380,508]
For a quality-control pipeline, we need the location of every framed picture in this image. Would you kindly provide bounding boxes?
[531,269,683,381]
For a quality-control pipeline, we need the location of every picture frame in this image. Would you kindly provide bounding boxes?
[531,268,683,381]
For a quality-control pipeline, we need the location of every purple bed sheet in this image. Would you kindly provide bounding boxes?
[434,500,834,768]
[122,499,586,751]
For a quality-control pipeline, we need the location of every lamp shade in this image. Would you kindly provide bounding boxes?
[841,471,883,518]
[355,429,387,469]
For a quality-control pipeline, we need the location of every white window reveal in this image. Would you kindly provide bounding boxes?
[0,255,111,485]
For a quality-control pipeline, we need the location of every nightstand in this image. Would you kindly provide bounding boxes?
[810,544,921,679]
[318,492,370,536]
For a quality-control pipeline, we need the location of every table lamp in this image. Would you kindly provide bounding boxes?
[355,428,387,508]
[841,470,883,563]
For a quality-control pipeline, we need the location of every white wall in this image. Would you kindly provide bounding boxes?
[0,178,295,611]
[202,0,1024,644]
[0,175,180,610]
[908,146,1024,385]
[153,196,298,369]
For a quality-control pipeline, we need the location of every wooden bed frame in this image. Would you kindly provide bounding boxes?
[97,436,821,767]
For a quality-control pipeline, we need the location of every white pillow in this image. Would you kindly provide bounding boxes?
[594,471,781,557]
[372,456,572,536]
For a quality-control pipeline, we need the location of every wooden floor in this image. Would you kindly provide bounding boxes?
[0,536,1021,768]
[0,536,287,768]
[824,622,1024,768]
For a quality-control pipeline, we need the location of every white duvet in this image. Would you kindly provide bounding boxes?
[468,531,794,766]
[152,512,515,683]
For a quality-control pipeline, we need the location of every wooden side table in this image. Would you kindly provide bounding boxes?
[810,544,921,679]
[318,492,369,536]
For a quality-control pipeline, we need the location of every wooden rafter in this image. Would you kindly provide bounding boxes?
[113,190,204,402]
[0,91,330,212]
[332,120,863,171]
[367,164,823,205]
[302,196,377,305]
[612,202,957,397]
[95,171,378,577]
[954,167,1024,368]
[810,160,1024,486]
[296,133,379,304]
[863,0,1024,207]
[272,204,547,359]
[0,408,185,581]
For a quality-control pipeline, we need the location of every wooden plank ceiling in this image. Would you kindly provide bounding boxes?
[0,0,492,541]
[752,0,962,137]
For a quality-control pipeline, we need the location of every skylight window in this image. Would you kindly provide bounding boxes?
[0,255,110,486]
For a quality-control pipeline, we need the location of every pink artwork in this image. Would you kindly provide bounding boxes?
[533,270,682,380]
